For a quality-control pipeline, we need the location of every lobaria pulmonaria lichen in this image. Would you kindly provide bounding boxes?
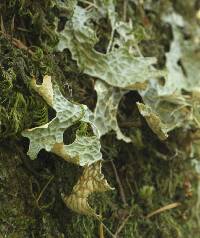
[1,0,200,237]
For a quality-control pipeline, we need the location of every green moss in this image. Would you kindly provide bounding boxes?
[0,37,49,140]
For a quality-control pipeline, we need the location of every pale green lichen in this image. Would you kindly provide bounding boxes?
[137,102,168,140]
[159,12,200,95]
[138,12,200,138]
[22,76,112,216]
[57,5,164,90]
[1,0,200,237]
[22,77,99,163]
[93,80,130,142]
[52,133,102,166]
[138,79,192,137]
[57,4,166,142]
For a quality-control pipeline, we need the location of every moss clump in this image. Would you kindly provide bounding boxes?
[0,37,49,140]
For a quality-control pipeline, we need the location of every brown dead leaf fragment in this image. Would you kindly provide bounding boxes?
[63,161,113,217]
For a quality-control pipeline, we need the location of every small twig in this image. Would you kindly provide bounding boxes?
[101,222,115,238]
[107,28,115,53]
[36,175,54,204]
[11,15,15,36]
[99,222,104,238]
[31,232,35,238]
[97,218,115,238]
[114,213,132,237]
[146,202,181,219]
[111,160,127,207]
[0,30,34,55]
[0,15,5,33]
[29,177,40,200]
[123,0,128,22]
[79,0,98,9]
[126,176,134,195]
[194,176,200,226]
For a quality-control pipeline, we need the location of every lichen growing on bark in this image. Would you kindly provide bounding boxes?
[0,0,200,237]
